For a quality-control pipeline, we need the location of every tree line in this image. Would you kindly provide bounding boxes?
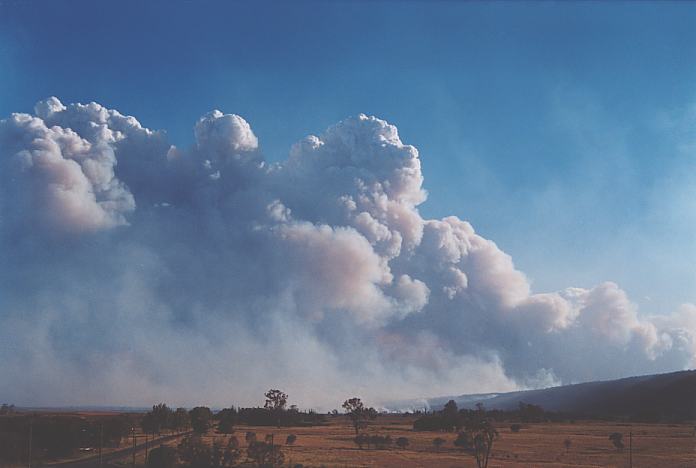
[413,401,547,432]
[0,393,550,468]
[0,390,378,466]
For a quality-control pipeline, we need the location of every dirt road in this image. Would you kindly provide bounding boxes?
[45,432,190,468]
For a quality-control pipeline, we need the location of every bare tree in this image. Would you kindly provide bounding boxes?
[455,413,498,468]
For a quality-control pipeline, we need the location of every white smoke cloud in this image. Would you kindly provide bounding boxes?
[0,108,134,234]
[1,97,695,409]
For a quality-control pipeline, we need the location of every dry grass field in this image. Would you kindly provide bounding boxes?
[115,415,696,468]
[6,413,694,467]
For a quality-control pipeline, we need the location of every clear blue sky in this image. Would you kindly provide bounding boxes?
[3,0,696,315]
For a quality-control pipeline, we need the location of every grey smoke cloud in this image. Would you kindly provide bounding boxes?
[0,98,694,409]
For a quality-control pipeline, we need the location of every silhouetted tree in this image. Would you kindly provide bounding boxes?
[217,419,234,434]
[443,400,458,413]
[151,403,173,433]
[342,398,376,435]
[141,412,159,436]
[442,400,459,431]
[396,437,409,449]
[216,408,237,434]
[140,404,173,436]
[189,407,213,434]
[264,389,288,428]
[456,407,498,468]
[172,408,190,434]
[231,406,324,427]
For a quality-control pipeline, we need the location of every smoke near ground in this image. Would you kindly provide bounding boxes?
[1,98,694,409]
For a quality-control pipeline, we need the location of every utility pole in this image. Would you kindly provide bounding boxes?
[99,423,103,468]
[145,432,149,464]
[27,419,33,468]
[132,428,136,468]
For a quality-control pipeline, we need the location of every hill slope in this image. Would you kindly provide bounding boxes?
[392,370,696,421]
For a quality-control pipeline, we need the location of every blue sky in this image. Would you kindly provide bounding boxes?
[3,0,696,316]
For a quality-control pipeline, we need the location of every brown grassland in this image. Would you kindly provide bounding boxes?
[112,415,696,468]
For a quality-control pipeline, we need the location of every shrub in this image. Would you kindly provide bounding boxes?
[247,440,284,467]
[433,437,446,451]
[454,432,472,451]
[369,434,391,449]
[286,434,297,445]
[395,437,409,449]
[609,432,624,450]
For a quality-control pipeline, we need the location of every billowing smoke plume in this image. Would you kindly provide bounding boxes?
[0,98,694,409]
